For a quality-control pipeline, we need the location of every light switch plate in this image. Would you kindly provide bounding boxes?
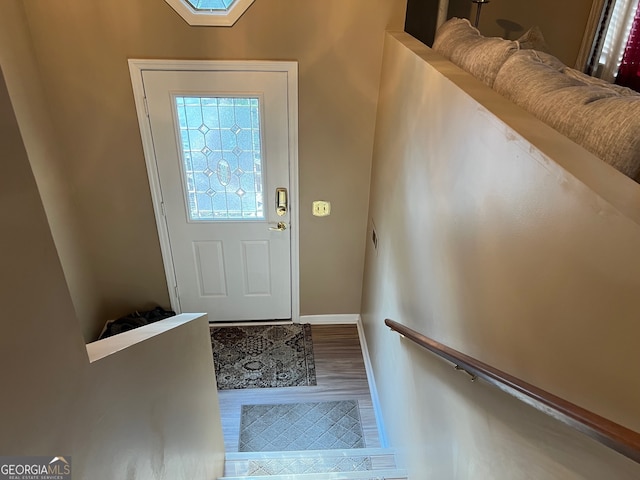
[312,200,331,217]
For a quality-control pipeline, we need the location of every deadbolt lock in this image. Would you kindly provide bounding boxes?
[276,187,288,216]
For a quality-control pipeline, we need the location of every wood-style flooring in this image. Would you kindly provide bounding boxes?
[216,324,380,452]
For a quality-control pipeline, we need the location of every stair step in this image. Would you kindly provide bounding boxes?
[220,448,405,479]
[218,470,408,480]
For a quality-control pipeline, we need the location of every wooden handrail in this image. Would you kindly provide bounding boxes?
[385,318,640,464]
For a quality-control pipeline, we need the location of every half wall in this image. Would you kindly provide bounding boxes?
[361,32,640,479]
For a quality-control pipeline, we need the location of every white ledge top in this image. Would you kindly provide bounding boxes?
[386,32,640,227]
[86,313,207,363]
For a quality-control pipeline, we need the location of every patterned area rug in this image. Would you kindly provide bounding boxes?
[239,400,365,452]
[211,324,316,390]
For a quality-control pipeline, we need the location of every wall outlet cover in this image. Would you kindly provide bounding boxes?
[312,201,331,217]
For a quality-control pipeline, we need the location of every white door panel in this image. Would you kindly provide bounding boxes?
[142,68,292,321]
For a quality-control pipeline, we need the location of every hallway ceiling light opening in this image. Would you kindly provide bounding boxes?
[164,0,255,26]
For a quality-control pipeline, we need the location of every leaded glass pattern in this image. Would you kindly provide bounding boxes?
[176,96,264,220]
[185,0,235,11]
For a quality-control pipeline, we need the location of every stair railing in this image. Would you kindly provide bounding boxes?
[385,318,640,464]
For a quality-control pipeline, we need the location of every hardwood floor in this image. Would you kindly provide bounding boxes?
[216,324,380,452]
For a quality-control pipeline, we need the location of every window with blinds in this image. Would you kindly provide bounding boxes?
[598,0,640,81]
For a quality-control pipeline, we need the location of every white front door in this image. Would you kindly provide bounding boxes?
[138,65,295,321]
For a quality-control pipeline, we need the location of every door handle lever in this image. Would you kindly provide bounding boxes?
[269,222,287,231]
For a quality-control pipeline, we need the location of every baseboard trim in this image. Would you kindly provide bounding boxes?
[356,316,389,448]
[208,320,293,328]
[298,314,359,325]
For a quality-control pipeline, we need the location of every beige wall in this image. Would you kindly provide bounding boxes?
[362,33,640,478]
[0,0,101,342]
[475,0,592,66]
[0,60,225,479]
[17,0,406,338]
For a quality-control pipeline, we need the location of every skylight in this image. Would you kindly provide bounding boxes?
[164,0,254,26]
[184,0,235,11]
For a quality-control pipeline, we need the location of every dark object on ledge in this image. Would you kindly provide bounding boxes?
[98,306,176,340]
[404,0,443,47]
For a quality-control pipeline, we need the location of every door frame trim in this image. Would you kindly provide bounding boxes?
[128,59,300,321]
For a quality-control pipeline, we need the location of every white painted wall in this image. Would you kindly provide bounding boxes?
[361,32,640,478]
[0,66,224,479]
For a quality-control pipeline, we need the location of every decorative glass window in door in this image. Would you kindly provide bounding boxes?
[175,96,263,220]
